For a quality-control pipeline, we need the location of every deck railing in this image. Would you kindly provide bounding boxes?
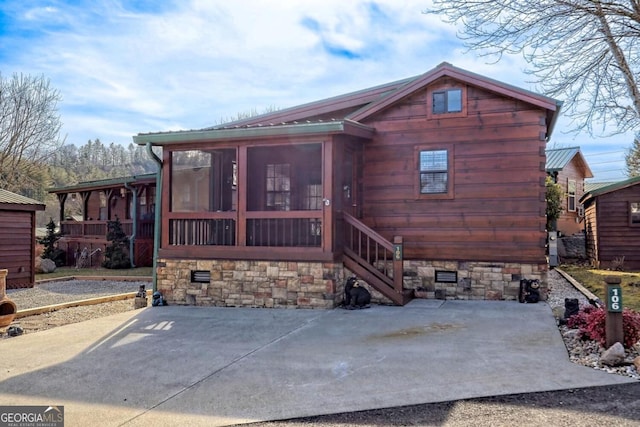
[169,218,236,246]
[60,219,154,239]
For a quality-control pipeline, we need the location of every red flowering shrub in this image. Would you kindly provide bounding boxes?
[567,306,640,349]
[566,304,597,331]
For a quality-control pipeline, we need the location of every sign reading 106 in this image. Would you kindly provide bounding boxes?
[607,285,623,313]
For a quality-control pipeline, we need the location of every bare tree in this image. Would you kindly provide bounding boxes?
[0,73,63,196]
[426,0,640,136]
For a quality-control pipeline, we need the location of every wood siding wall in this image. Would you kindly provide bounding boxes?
[584,200,598,266]
[555,158,586,236]
[0,209,36,288]
[587,186,640,269]
[360,78,548,264]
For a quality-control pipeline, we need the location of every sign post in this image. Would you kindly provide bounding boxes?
[605,276,624,348]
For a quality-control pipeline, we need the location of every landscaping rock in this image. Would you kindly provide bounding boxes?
[600,342,625,366]
[634,356,640,373]
[35,257,56,274]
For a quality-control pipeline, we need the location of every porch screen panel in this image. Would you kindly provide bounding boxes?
[171,150,212,212]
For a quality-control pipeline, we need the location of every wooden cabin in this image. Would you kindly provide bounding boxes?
[545,146,593,236]
[48,174,157,268]
[133,62,561,308]
[580,176,640,270]
[0,189,45,289]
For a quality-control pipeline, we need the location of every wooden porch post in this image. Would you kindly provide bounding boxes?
[56,193,67,224]
[322,140,334,252]
[393,235,403,294]
[237,146,247,246]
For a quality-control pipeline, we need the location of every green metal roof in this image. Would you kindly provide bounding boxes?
[545,146,593,178]
[580,175,640,204]
[48,173,156,193]
[0,189,45,209]
[133,120,375,146]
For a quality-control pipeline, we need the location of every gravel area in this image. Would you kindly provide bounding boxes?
[2,279,149,336]
[6,279,148,309]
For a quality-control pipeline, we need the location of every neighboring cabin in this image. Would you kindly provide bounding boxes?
[580,176,640,270]
[545,146,593,236]
[0,189,45,289]
[132,62,562,308]
[48,174,157,268]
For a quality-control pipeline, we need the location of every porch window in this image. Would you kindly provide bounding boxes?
[630,202,640,225]
[170,149,236,212]
[266,163,291,211]
[567,179,576,212]
[419,150,448,194]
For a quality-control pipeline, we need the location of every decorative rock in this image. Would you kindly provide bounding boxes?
[36,257,56,274]
[634,356,640,373]
[600,342,625,366]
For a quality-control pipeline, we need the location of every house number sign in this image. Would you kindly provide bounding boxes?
[393,244,402,261]
[607,285,622,313]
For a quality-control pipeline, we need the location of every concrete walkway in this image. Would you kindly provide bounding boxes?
[0,300,635,427]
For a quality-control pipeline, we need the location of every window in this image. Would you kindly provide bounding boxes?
[630,203,640,225]
[266,163,291,211]
[419,150,448,194]
[567,179,576,212]
[433,89,462,114]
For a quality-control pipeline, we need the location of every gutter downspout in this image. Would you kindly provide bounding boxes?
[146,142,162,292]
[124,182,136,268]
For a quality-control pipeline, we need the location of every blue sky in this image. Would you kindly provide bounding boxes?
[0,0,631,181]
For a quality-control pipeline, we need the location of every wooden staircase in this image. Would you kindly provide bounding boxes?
[342,212,413,305]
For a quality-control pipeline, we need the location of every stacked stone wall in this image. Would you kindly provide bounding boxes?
[156,258,548,308]
[156,259,343,308]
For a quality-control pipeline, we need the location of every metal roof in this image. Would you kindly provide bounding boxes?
[584,181,616,193]
[134,62,562,146]
[580,175,640,204]
[0,189,45,209]
[545,146,594,178]
[48,173,156,193]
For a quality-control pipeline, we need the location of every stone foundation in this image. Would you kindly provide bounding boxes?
[398,260,548,301]
[156,259,343,308]
[156,258,548,308]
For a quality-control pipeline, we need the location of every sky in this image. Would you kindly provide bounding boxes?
[0,0,632,182]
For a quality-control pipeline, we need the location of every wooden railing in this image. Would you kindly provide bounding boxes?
[342,212,409,305]
[246,216,322,247]
[169,218,236,246]
[60,219,154,239]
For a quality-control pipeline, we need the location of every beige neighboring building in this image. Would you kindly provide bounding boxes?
[546,147,593,236]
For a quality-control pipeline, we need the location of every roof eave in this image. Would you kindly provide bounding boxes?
[133,120,375,146]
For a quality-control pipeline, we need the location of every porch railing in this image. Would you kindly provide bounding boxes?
[169,218,236,246]
[342,212,408,305]
[60,219,154,239]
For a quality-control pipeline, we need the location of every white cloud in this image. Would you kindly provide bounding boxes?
[0,0,631,181]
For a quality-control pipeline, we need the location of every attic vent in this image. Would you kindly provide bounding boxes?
[191,270,211,283]
[435,270,458,283]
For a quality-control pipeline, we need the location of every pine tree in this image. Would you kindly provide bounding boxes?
[625,134,640,177]
[102,217,131,269]
[38,218,65,265]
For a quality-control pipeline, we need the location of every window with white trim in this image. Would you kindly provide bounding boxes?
[567,179,576,212]
[419,150,448,194]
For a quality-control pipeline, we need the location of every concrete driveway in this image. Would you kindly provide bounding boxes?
[0,300,635,426]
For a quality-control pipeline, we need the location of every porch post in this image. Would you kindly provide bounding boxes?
[322,140,334,252]
[56,193,67,224]
[393,236,403,294]
[237,146,247,246]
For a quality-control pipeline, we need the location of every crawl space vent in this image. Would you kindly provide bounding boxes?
[435,270,457,283]
[191,270,211,283]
